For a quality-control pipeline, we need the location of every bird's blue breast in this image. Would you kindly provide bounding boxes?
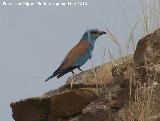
[73,40,95,67]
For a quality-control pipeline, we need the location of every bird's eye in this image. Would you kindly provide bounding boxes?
[90,31,97,34]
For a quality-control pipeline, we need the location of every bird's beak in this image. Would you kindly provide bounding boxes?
[99,31,107,35]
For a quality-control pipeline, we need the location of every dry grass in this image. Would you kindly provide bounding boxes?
[105,27,122,58]
[115,82,160,121]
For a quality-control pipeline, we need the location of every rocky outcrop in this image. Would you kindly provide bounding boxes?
[134,28,160,66]
[10,28,160,121]
[10,97,50,121]
[49,88,97,118]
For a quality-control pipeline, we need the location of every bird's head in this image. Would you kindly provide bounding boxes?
[82,29,106,42]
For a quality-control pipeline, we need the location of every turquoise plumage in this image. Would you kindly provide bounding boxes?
[45,29,106,82]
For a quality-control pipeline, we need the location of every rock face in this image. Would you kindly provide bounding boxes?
[11,29,160,121]
[49,89,97,118]
[10,97,50,121]
[134,28,160,66]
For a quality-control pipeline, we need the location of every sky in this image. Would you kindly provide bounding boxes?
[0,0,151,120]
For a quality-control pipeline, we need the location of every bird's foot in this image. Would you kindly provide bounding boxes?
[71,70,75,75]
[78,67,84,72]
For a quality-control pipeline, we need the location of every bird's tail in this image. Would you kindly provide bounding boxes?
[45,68,60,82]
[45,75,55,82]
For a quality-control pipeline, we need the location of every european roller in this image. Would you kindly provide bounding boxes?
[45,29,106,82]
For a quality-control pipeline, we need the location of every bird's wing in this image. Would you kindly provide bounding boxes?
[60,40,89,69]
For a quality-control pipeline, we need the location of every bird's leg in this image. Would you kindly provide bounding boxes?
[78,67,84,72]
[71,70,75,75]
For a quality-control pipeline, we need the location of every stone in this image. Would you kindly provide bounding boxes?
[48,88,98,118]
[134,28,160,67]
[10,97,50,121]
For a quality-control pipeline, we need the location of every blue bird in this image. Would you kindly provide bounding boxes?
[45,29,106,82]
